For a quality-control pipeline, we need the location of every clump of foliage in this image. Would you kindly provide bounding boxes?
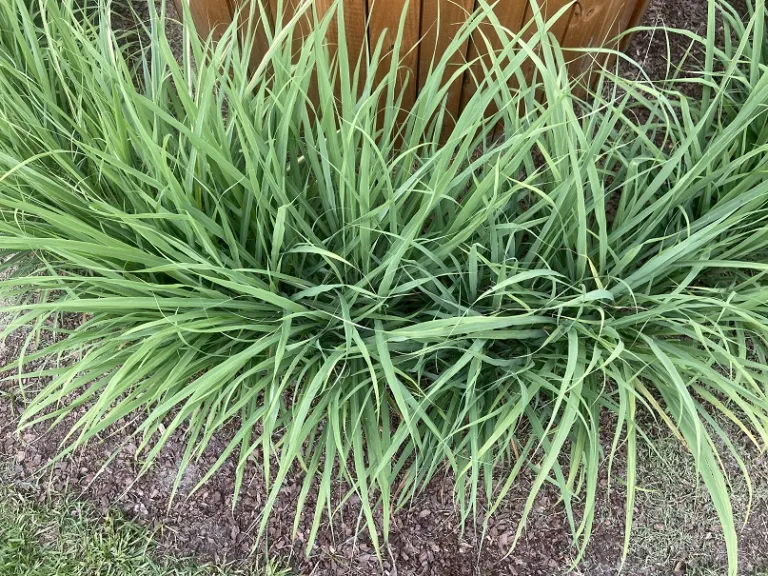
[1,0,767,572]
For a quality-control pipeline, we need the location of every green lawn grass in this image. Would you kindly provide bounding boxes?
[0,486,286,576]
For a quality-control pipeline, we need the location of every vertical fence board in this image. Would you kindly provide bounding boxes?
[311,0,340,51]
[498,1,573,137]
[176,0,235,41]
[562,0,635,88]
[180,0,651,123]
[622,0,652,48]
[268,0,314,53]
[234,1,273,71]
[460,1,529,113]
[341,0,368,82]
[601,0,643,71]
[519,0,575,81]
[418,0,476,128]
[318,0,368,98]
[268,0,324,104]
[368,0,422,111]
[533,0,576,45]
[310,0,336,103]
[610,0,642,44]
[561,0,604,80]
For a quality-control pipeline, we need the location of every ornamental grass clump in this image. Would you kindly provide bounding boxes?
[1,0,767,571]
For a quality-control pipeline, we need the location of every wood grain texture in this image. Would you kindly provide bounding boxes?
[305,0,366,102]
[532,0,577,45]
[602,0,642,66]
[337,0,369,99]
[178,0,651,125]
[419,0,475,125]
[613,0,642,42]
[621,0,651,49]
[268,0,313,55]
[519,0,576,80]
[562,0,612,79]
[368,0,422,111]
[460,1,529,112]
[562,0,637,88]
[316,1,368,90]
[233,1,273,70]
[177,0,235,41]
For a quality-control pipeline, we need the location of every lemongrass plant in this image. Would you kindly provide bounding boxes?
[1,0,767,572]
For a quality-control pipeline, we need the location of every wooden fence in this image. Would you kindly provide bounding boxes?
[173,0,651,117]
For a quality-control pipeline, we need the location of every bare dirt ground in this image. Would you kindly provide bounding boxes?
[1,1,765,575]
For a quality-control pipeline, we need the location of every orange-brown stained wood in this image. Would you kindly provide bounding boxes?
[268,0,314,55]
[533,0,576,48]
[234,1,273,71]
[623,0,653,46]
[267,0,337,105]
[561,0,637,90]
[230,0,367,105]
[338,0,369,95]
[518,0,575,83]
[306,0,361,106]
[562,0,616,81]
[600,0,643,71]
[368,0,422,112]
[459,1,528,114]
[488,1,574,138]
[320,0,368,101]
[174,0,235,41]
[177,0,650,119]
[608,0,642,46]
[418,0,475,129]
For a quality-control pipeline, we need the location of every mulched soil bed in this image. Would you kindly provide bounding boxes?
[1,1,765,575]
